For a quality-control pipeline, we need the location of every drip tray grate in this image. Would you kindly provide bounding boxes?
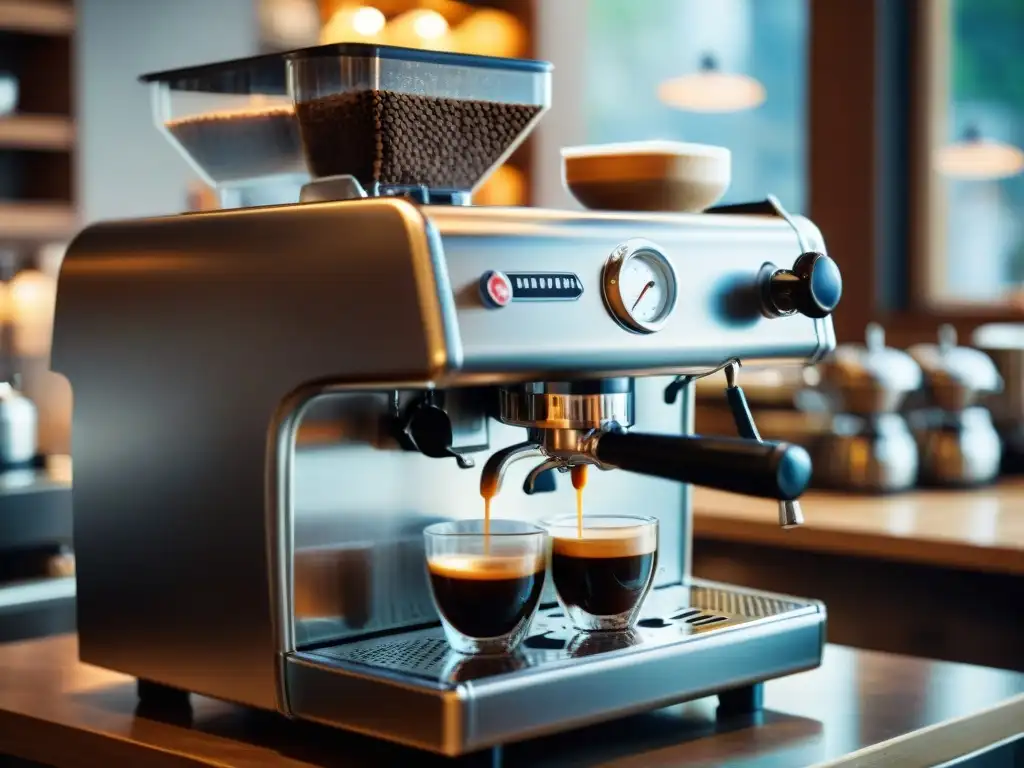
[304,581,818,686]
[337,637,452,677]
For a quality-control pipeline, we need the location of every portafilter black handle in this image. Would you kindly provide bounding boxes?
[592,432,812,501]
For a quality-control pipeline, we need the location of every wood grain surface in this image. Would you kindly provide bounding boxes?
[694,481,1024,575]
[0,635,1021,767]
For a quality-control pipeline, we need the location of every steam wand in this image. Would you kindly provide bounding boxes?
[663,359,805,528]
[722,363,804,528]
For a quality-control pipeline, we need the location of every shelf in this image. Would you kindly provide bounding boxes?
[0,0,73,35]
[0,115,73,151]
[0,202,77,243]
[0,577,74,612]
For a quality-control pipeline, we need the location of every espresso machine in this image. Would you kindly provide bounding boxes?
[50,45,841,757]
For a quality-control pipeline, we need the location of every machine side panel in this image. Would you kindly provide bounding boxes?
[428,207,835,375]
[49,199,448,710]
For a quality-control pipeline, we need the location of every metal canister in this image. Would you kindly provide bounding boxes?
[0,379,38,468]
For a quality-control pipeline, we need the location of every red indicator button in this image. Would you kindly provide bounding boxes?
[481,270,513,308]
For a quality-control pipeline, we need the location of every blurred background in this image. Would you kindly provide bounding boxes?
[0,0,1022,456]
[1,0,1022,664]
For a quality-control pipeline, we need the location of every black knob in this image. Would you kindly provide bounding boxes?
[399,399,475,469]
[765,251,842,319]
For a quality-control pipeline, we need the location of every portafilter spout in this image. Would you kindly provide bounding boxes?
[479,441,545,499]
[480,378,813,507]
[480,380,634,500]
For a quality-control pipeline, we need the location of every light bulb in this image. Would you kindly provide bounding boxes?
[452,9,525,57]
[385,9,453,51]
[412,10,448,41]
[9,268,57,357]
[935,136,1024,181]
[658,53,765,113]
[320,5,385,44]
[658,72,765,113]
[475,165,526,206]
[260,0,321,47]
[352,6,385,37]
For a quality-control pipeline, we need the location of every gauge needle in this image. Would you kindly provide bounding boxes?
[631,280,656,312]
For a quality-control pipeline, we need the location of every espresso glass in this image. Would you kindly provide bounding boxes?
[424,520,547,655]
[545,515,658,632]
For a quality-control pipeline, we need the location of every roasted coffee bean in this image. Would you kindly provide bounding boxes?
[166,106,303,183]
[295,90,540,191]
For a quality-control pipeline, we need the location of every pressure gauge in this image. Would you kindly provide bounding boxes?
[602,239,679,333]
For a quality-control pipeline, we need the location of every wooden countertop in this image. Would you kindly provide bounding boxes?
[0,634,1022,767]
[694,481,1024,575]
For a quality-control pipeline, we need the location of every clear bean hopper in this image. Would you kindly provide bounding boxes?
[141,53,310,208]
[287,43,552,204]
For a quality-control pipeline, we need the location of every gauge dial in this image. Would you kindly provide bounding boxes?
[602,240,678,333]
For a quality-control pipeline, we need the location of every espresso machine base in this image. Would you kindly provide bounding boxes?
[282,579,824,755]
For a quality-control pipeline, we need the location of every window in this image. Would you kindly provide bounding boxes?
[583,0,808,212]
[543,1,1021,344]
[804,1,1024,345]
[926,0,1024,306]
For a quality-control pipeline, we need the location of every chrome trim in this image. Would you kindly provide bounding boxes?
[498,390,634,429]
[778,500,805,528]
[299,175,368,203]
[523,457,565,493]
[478,441,543,497]
[270,378,442,716]
[680,379,695,579]
[530,427,601,461]
[788,213,839,363]
[600,238,679,334]
[286,580,825,755]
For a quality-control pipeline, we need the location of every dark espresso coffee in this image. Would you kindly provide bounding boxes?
[428,554,545,639]
[551,528,657,618]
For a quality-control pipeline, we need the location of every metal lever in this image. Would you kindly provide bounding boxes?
[724,362,805,528]
[399,394,476,469]
[664,357,741,405]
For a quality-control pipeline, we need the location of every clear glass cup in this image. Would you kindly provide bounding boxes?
[424,519,547,655]
[544,515,659,632]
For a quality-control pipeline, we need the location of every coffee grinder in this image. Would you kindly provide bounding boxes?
[50,45,842,757]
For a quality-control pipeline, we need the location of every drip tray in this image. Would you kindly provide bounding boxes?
[285,580,826,755]
[303,582,807,685]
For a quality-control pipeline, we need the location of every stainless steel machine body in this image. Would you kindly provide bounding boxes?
[51,200,835,755]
